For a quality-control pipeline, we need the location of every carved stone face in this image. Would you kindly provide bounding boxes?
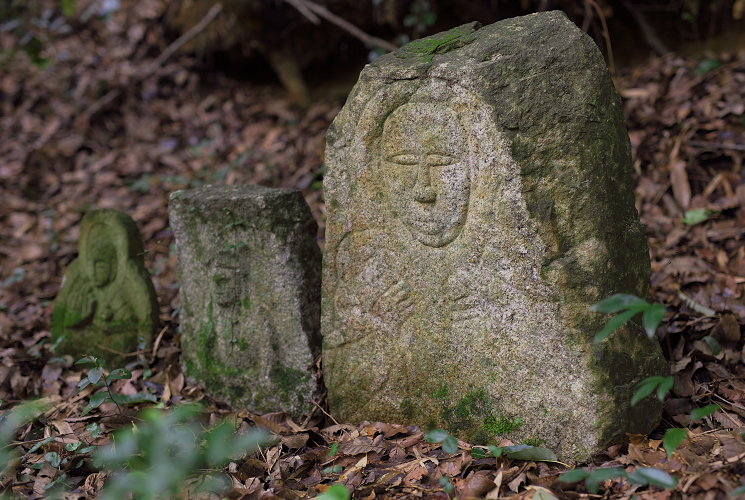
[90,238,116,288]
[93,257,114,288]
[382,103,470,247]
[211,248,244,308]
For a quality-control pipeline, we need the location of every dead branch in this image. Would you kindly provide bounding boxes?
[76,3,223,129]
[284,0,398,52]
[581,0,593,32]
[585,0,616,75]
[619,0,670,56]
[145,3,224,77]
[688,141,745,152]
[285,0,320,24]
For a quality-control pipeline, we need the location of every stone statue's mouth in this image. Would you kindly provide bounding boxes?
[406,212,465,235]
[407,219,443,235]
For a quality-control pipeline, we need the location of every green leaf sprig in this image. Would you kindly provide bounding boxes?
[592,294,666,343]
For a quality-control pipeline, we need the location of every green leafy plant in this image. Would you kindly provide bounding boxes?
[425,429,459,454]
[683,208,716,225]
[662,427,688,457]
[690,404,720,421]
[94,403,268,499]
[594,294,724,463]
[662,404,721,457]
[591,294,665,343]
[631,375,674,406]
[59,0,76,17]
[329,441,340,457]
[700,335,722,355]
[730,485,745,497]
[470,442,559,462]
[0,400,48,469]
[560,466,677,493]
[316,483,351,500]
[471,444,497,459]
[439,476,455,495]
[75,356,156,416]
[696,59,722,75]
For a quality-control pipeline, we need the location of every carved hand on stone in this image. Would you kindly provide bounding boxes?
[445,270,481,322]
[372,279,416,325]
[449,291,481,322]
[64,276,96,328]
[93,291,137,333]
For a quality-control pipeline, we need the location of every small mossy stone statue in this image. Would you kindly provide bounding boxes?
[52,209,158,364]
[169,185,322,417]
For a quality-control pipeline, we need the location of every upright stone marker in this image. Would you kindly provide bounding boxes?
[169,185,321,416]
[52,209,159,364]
[322,11,666,461]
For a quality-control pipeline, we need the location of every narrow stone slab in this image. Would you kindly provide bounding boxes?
[52,209,159,365]
[322,11,666,462]
[169,185,321,416]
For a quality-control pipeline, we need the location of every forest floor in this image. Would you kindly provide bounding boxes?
[1,0,745,498]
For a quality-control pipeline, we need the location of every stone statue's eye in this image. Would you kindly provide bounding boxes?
[426,154,456,167]
[388,154,418,165]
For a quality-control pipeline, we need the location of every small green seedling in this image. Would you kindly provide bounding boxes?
[730,485,745,497]
[95,403,268,499]
[315,484,351,500]
[591,294,665,343]
[683,208,715,225]
[471,443,559,463]
[75,356,156,415]
[632,375,674,407]
[0,400,48,470]
[663,404,721,457]
[560,466,677,493]
[329,441,340,457]
[439,476,455,495]
[323,465,344,474]
[695,59,722,75]
[425,429,459,454]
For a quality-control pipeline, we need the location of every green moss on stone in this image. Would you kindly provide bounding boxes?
[483,415,524,436]
[396,22,480,62]
[523,437,546,447]
[438,388,523,444]
[270,365,310,394]
[400,398,416,420]
[432,383,449,400]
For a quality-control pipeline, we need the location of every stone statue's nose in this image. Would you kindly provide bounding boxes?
[413,165,436,203]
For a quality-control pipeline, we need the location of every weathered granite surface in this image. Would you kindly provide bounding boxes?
[321,11,667,462]
[52,209,158,364]
[169,185,321,416]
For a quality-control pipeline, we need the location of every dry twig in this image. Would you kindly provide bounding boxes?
[619,0,670,56]
[284,0,397,52]
[585,0,616,75]
[145,3,224,76]
[76,3,224,129]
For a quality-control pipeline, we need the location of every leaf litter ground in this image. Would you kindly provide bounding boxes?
[1,1,744,498]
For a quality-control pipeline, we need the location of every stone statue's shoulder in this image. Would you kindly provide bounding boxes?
[120,258,158,324]
[336,228,397,253]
